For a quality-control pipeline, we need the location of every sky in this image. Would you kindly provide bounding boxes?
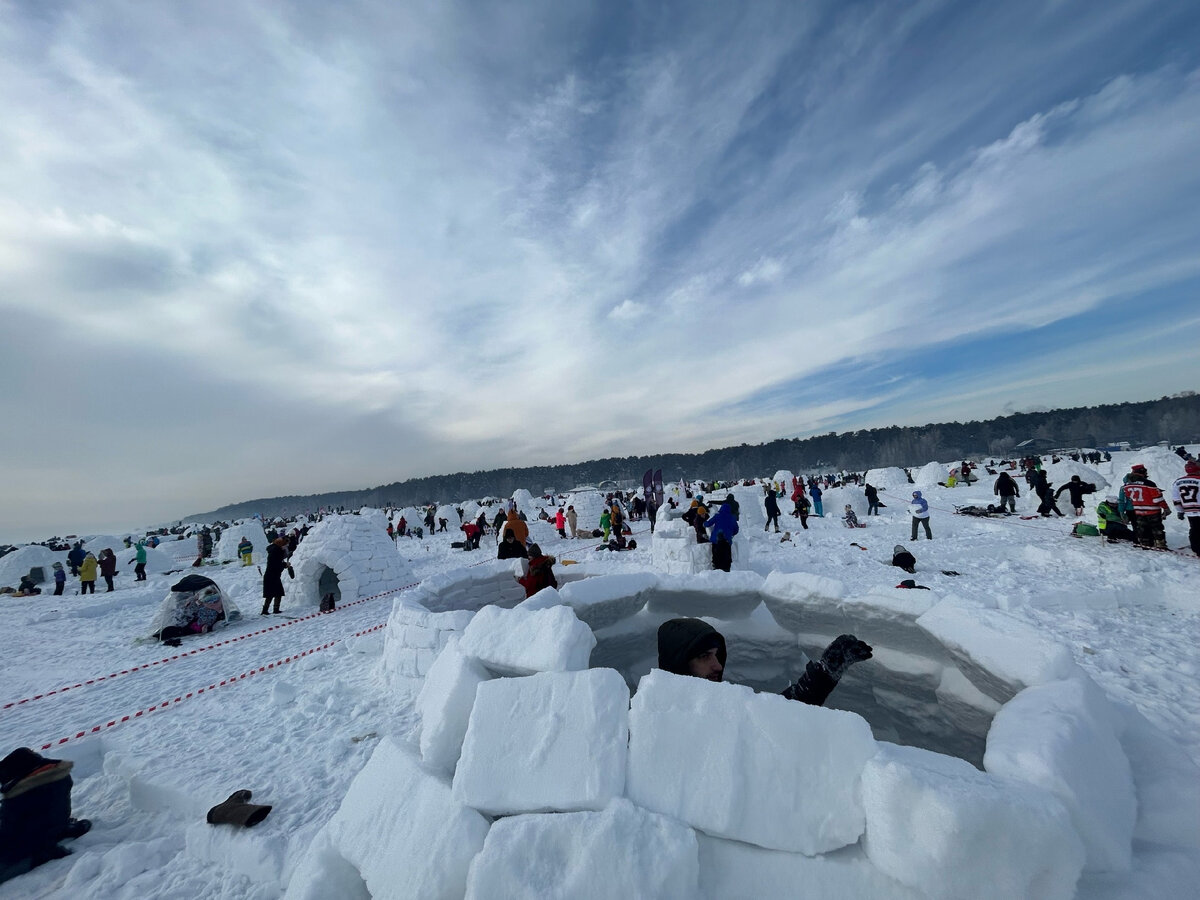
[2,0,1199,542]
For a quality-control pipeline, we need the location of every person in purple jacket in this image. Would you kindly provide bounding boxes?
[909,490,932,540]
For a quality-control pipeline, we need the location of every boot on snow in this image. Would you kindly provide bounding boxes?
[206,790,272,828]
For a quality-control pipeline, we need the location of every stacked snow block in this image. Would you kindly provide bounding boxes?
[287,513,416,609]
[379,601,474,680]
[555,573,658,630]
[408,559,526,613]
[644,570,764,619]
[627,669,877,855]
[458,604,596,676]
[284,737,489,900]
[650,514,748,574]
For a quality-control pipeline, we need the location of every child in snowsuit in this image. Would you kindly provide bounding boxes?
[843,505,860,528]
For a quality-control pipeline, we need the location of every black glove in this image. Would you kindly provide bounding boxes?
[1179,512,1186,521]
[819,634,873,680]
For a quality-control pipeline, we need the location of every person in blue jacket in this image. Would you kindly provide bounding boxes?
[706,499,739,572]
[909,490,932,540]
[810,483,824,517]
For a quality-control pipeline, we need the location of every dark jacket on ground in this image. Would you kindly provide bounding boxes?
[655,618,836,706]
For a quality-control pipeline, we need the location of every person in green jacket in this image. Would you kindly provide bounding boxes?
[599,508,612,541]
[131,540,148,581]
[1096,495,1133,543]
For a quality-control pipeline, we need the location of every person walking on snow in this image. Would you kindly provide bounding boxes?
[993,471,1020,514]
[810,483,824,517]
[52,562,66,596]
[130,540,148,580]
[909,491,932,540]
[554,507,566,539]
[98,549,118,592]
[763,487,781,533]
[1119,464,1170,549]
[261,537,289,615]
[237,536,253,566]
[864,483,880,516]
[1171,459,1200,556]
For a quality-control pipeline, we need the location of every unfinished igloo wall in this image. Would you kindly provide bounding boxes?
[285,513,415,612]
[306,569,1193,900]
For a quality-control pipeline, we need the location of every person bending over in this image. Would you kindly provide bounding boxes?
[657,618,872,706]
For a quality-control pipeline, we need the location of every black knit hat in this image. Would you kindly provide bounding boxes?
[656,618,727,676]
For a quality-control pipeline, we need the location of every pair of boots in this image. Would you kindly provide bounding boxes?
[261,599,281,615]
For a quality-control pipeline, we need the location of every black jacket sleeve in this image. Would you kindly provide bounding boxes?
[781,661,838,706]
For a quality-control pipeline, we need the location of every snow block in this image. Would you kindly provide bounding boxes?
[458,604,596,676]
[557,572,657,630]
[984,677,1136,873]
[1113,704,1200,850]
[697,835,921,900]
[916,600,1081,703]
[626,669,876,854]
[644,570,765,619]
[379,600,474,680]
[862,743,1085,900]
[324,737,489,900]
[760,571,848,636]
[935,666,1002,738]
[464,799,698,899]
[839,589,945,659]
[417,637,493,775]
[453,669,629,815]
[412,559,526,613]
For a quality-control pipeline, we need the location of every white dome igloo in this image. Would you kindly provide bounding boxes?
[284,513,415,611]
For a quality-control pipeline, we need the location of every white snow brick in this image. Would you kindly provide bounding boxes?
[862,743,1085,900]
[416,560,527,612]
[453,669,629,815]
[760,571,848,636]
[517,585,565,610]
[626,669,876,854]
[935,666,1002,738]
[459,604,596,676]
[379,601,473,681]
[324,737,489,900]
[417,638,493,775]
[644,570,765,619]
[464,799,698,900]
[1112,703,1200,850]
[697,835,921,900]
[916,600,1082,702]
[557,572,657,630]
[984,677,1136,872]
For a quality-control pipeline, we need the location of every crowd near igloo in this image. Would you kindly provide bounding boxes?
[1,447,1199,899]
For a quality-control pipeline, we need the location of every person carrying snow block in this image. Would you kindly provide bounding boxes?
[0,748,91,885]
[1055,475,1097,517]
[909,491,932,540]
[237,536,253,566]
[656,618,871,707]
[1171,460,1200,556]
[1119,464,1170,549]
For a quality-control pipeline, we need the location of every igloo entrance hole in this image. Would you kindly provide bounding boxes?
[318,566,342,606]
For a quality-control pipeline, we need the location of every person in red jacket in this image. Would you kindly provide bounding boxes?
[519,545,558,597]
[1118,464,1170,549]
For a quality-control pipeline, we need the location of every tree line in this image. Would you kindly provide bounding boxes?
[187,392,1199,522]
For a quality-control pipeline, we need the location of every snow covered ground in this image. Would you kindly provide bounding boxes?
[0,451,1197,898]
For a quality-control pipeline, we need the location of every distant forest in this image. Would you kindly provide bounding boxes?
[188,392,1200,522]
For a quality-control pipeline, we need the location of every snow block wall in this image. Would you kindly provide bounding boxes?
[651,514,748,574]
[285,514,415,611]
[409,560,526,613]
[341,557,1164,897]
[379,601,474,681]
[215,519,269,562]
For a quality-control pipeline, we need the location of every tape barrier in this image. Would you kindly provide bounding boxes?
[2,580,420,713]
[37,622,389,751]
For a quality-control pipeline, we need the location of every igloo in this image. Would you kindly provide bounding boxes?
[343,560,1198,898]
[284,513,415,612]
[216,518,269,563]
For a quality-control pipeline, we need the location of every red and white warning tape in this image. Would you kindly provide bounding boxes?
[2,581,420,713]
[37,622,389,750]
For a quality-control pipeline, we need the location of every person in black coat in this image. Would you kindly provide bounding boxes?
[864,483,880,516]
[261,538,289,615]
[66,542,85,577]
[0,748,90,885]
[496,529,529,560]
[763,489,781,533]
[1054,475,1096,516]
[993,471,1020,514]
[656,618,871,706]
[1034,473,1064,517]
[891,544,917,573]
